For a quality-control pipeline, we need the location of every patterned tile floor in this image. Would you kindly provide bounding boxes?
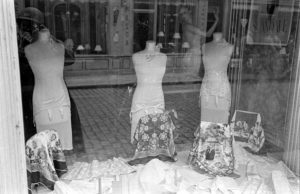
[65,83,201,165]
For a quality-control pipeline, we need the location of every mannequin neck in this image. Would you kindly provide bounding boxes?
[213,33,224,43]
[38,30,51,43]
[145,41,156,52]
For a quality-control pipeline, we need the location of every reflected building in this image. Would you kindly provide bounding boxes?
[17,0,223,74]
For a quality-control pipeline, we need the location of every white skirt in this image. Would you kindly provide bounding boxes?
[34,106,73,150]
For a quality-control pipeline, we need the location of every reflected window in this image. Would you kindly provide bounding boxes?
[134,0,155,9]
[54,3,68,42]
[52,1,107,54]
[133,0,155,52]
[133,12,155,52]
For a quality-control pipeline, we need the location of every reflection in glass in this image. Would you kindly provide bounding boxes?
[12,0,300,182]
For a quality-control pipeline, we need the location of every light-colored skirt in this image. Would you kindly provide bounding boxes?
[34,106,73,150]
[200,93,231,124]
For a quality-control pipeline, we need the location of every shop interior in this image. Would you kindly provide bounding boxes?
[3,0,300,193]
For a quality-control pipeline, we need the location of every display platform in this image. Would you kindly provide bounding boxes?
[34,142,299,194]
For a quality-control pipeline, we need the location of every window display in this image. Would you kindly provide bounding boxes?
[1,0,300,193]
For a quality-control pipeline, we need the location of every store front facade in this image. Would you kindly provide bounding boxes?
[1,0,300,193]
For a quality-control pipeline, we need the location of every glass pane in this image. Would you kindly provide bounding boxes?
[13,0,300,189]
[54,3,68,41]
[69,4,81,47]
[134,0,155,9]
[133,12,154,52]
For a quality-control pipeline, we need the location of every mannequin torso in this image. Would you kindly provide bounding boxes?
[25,30,69,115]
[130,41,167,143]
[132,46,167,104]
[25,29,72,150]
[200,33,233,123]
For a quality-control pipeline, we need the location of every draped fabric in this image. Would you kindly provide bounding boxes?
[26,129,67,193]
[231,110,265,153]
[188,122,235,176]
[129,110,177,165]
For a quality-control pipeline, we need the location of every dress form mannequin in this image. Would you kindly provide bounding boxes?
[130,41,167,143]
[200,32,233,123]
[25,28,73,150]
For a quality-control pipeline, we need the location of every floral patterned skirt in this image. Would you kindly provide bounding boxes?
[128,110,177,165]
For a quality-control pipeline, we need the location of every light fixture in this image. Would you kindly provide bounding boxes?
[182,42,190,49]
[156,43,163,49]
[94,45,102,52]
[158,31,165,37]
[168,42,175,47]
[76,45,84,51]
[173,32,181,39]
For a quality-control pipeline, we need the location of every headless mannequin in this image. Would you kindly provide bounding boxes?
[130,41,167,143]
[25,28,73,150]
[200,32,233,123]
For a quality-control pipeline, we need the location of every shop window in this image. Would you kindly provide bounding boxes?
[25,0,108,55]
[12,0,300,187]
[133,12,155,52]
[157,2,181,53]
[133,0,156,52]
[134,0,155,10]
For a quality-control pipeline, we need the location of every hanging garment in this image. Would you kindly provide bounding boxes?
[26,129,67,193]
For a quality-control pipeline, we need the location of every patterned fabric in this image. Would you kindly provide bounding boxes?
[129,110,177,165]
[188,122,235,176]
[26,129,67,193]
[231,110,265,153]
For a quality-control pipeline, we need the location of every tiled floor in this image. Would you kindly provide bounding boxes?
[65,83,201,165]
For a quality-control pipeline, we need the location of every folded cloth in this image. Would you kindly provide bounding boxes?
[272,170,293,194]
[26,129,67,193]
[61,158,135,180]
[210,176,240,194]
[138,159,181,194]
[54,181,81,194]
